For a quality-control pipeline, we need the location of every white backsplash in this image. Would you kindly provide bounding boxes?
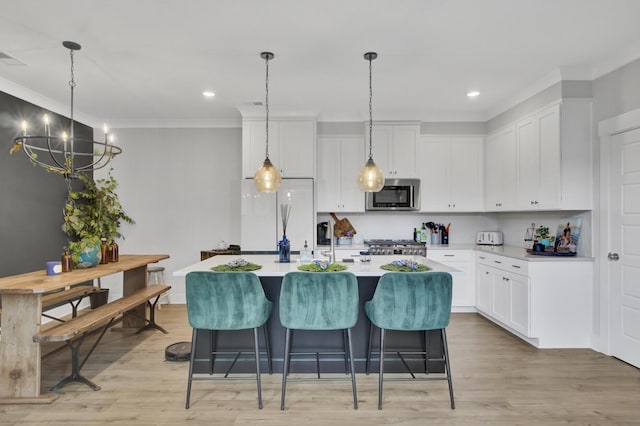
[317,210,592,256]
[495,210,592,256]
[317,212,498,244]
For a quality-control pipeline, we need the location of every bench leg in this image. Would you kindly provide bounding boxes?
[50,318,115,392]
[49,338,93,392]
[134,296,168,334]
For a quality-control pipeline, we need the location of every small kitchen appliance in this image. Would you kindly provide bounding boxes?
[317,222,331,245]
[365,178,420,211]
[476,231,503,246]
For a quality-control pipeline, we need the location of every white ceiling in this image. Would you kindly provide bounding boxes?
[2,0,640,128]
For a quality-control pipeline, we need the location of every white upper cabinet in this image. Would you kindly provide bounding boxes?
[366,123,419,178]
[485,125,517,211]
[485,100,592,212]
[242,119,315,179]
[516,106,562,209]
[417,135,484,212]
[317,136,365,212]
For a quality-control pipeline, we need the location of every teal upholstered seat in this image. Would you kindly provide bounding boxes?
[185,271,273,409]
[279,271,359,330]
[365,271,452,331]
[186,271,272,330]
[279,271,359,410]
[365,271,455,410]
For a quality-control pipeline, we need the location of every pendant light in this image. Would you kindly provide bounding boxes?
[253,52,282,193]
[358,52,385,192]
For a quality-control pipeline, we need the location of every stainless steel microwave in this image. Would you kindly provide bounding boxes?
[365,178,420,211]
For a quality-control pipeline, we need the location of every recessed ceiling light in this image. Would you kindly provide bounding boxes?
[202,91,215,98]
[467,90,480,98]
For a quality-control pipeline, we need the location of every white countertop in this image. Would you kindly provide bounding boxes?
[473,245,594,262]
[173,254,460,278]
[317,243,593,262]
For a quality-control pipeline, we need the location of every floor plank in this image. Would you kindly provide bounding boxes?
[1,305,639,425]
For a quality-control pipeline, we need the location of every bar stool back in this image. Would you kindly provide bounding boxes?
[365,271,454,410]
[185,271,273,409]
[147,266,169,309]
[279,271,359,410]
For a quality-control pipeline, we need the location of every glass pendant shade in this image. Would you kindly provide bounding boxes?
[358,158,385,192]
[254,157,282,193]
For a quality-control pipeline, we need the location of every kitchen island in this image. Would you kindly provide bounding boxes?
[174,254,459,374]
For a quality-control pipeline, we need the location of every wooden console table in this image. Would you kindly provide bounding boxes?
[0,254,169,404]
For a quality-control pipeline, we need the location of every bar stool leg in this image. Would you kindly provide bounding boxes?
[281,328,292,410]
[366,322,374,375]
[262,323,273,375]
[186,328,198,409]
[378,328,386,410]
[253,327,263,409]
[347,328,358,409]
[442,328,455,409]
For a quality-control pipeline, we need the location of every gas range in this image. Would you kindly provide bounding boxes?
[364,239,427,257]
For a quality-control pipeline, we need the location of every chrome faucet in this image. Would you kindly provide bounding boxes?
[320,217,336,263]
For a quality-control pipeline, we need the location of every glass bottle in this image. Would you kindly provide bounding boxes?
[61,248,73,272]
[100,238,109,264]
[109,240,119,262]
[278,234,291,263]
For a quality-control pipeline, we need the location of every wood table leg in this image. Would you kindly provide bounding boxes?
[121,265,147,329]
[0,293,56,403]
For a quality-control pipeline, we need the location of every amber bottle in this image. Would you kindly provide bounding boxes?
[100,238,109,264]
[109,240,119,262]
[61,249,73,272]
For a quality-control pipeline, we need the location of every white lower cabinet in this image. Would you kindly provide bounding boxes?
[427,250,475,310]
[475,251,592,348]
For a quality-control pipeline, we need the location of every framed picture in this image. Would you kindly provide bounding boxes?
[553,217,582,254]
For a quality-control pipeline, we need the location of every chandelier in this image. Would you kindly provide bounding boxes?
[10,41,121,178]
[358,52,385,192]
[253,51,282,193]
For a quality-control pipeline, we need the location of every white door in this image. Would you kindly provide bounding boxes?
[610,127,640,368]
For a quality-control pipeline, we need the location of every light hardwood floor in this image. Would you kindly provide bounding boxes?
[2,305,639,425]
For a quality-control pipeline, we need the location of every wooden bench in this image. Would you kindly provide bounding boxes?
[0,285,98,328]
[33,284,171,391]
[41,285,100,322]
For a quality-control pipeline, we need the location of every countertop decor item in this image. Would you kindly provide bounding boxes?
[211,258,262,272]
[253,51,282,193]
[358,51,385,192]
[298,260,347,272]
[9,41,121,177]
[380,259,431,272]
[278,204,292,263]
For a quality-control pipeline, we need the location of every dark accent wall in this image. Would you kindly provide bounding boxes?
[0,90,92,277]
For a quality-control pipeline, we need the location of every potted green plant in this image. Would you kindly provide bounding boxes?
[62,172,134,267]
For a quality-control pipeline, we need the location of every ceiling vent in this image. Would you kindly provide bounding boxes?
[0,51,27,66]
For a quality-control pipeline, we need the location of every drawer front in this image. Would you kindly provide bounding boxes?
[476,252,528,276]
[429,250,473,262]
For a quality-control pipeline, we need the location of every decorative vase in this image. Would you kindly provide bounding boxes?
[72,238,102,269]
[278,235,290,263]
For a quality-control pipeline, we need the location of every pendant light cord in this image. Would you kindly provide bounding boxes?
[265,54,270,160]
[368,55,373,160]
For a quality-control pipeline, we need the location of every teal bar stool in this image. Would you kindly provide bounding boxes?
[365,271,454,410]
[185,271,273,409]
[279,271,359,410]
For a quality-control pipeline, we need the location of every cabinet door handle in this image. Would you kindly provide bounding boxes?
[444,254,455,257]
[494,260,502,264]
[511,265,521,269]
[479,256,486,259]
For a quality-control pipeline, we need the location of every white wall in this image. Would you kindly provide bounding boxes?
[95,127,242,303]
